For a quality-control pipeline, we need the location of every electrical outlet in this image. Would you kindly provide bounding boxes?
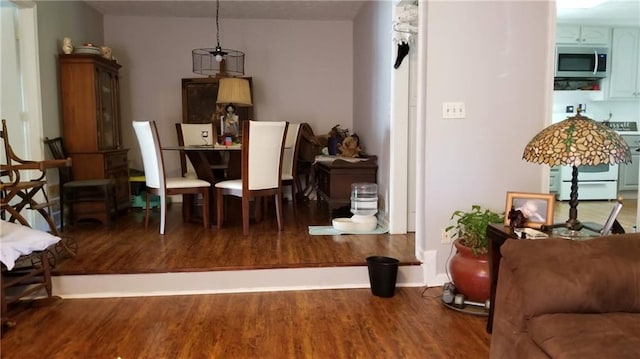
[442,102,466,119]
[441,227,453,244]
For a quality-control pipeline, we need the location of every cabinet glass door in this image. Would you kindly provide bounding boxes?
[98,68,115,149]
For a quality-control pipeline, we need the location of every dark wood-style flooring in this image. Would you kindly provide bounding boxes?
[1,287,491,358]
[51,197,638,275]
[1,201,492,357]
[9,198,630,357]
[52,199,419,275]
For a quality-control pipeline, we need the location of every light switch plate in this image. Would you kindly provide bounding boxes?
[443,102,466,119]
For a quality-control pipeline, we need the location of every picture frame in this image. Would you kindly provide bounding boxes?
[505,192,555,227]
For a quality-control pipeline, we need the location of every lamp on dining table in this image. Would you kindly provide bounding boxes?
[522,107,631,237]
[216,77,252,141]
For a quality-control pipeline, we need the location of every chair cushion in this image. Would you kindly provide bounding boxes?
[0,220,61,270]
[215,179,242,190]
[166,177,210,189]
[215,179,242,197]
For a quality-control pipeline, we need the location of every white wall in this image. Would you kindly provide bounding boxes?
[30,1,559,285]
[353,0,393,223]
[36,0,104,138]
[421,1,555,275]
[552,92,640,123]
[103,16,353,176]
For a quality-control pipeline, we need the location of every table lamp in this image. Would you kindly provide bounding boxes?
[216,77,252,140]
[522,108,631,237]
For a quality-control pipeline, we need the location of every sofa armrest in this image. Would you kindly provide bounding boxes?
[500,234,640,317]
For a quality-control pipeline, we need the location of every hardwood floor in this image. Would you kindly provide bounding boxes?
[0,287,491,358]
[4,197,633,357]
[50,197,637,276]
[52,199,419,275]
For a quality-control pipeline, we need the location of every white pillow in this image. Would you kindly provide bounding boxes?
[0,220,61,270]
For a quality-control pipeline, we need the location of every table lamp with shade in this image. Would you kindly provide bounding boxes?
[216,77,253,141]
[522,107,631,237]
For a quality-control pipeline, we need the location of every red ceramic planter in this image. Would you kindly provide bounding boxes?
[449,241,490,302]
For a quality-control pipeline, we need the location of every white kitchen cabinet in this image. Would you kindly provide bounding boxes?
[609,27,640,99]
[556,25,610,45]
[619,135,640,191]
[618,156,639,191]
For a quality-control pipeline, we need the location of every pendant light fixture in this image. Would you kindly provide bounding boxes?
[192,0,245,77]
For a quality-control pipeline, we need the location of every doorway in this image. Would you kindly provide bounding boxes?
[1,2,47,229]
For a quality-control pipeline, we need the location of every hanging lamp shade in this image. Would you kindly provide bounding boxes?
[192,48,245,77]
[191,0,245,77]
[216,78,252,107]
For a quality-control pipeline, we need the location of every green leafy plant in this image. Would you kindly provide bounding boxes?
[445,205,504,255]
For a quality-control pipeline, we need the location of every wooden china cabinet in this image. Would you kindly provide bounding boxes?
[58,54,130,223]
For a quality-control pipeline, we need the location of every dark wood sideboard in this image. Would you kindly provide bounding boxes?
[315,156,377,212]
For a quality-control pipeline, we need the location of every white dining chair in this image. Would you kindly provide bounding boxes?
[281,122,302,208]
[215,120,288,235]
[133,120,211,234]
[175,123,229,180]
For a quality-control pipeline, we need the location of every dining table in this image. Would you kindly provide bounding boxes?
[162,143,242,225]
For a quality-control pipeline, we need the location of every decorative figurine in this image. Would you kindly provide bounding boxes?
[100,46,112,60]
[221,104,239,138]
[62,37,73,54]
[507,205,527,229]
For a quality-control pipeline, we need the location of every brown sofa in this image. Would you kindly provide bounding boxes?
[489,234,640,358]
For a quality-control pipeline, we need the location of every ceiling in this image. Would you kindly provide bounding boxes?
[83,0,368,20]
[84,0,638,25]
[557,0,640,26]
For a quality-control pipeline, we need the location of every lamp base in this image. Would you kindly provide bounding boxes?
[557,229,593,240]
[540,220,602,238]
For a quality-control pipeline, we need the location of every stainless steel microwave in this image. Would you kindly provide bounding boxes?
[555,46,608,78]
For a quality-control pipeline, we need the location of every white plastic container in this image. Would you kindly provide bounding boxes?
[350,183,378,216]
[332,216,377,232]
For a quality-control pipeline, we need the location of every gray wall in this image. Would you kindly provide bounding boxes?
[102,15,353,176]
[36,0,103,138]
[353,0,393,223]
[421,1,553,276]
[32,0,555,282]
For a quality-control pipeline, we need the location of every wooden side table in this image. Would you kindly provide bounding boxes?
[314,156,377,212]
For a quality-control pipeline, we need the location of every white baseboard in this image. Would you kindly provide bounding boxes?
[419,249,449,287]
[53,265,425,299]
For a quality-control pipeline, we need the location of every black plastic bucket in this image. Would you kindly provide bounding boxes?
[366,256,400,298]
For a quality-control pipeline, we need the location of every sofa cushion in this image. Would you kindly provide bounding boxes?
[500,234,640,316]
[529,313,640,359]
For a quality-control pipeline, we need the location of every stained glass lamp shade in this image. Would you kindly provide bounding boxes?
[522,108,631,233]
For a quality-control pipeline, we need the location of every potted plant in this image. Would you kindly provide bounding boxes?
[445,205,504,302]
[447,205,504,255]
